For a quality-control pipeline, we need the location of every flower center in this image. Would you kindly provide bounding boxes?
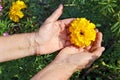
[80,31,84,35]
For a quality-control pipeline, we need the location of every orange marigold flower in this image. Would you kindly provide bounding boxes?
[69,18,96,47]
[9,0,26,22]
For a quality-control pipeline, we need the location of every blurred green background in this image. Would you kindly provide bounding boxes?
[0,0,120,80]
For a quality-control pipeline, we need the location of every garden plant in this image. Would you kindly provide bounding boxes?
[0,0,120,80]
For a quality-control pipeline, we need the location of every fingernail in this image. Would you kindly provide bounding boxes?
[95,28,98,32]
[58,4,63,8]
[102,47,105,51]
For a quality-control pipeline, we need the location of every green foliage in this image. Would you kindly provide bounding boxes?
[0,20,10,35]
[0,0,120,80]
[111,21,120,37]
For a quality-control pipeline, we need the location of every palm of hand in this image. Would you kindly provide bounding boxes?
[36,21,68,54]
[56,47,97,69]
[34,4,74,54]
[54,32,105,70]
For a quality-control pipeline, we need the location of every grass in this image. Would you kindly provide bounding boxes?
[0,0,120,80]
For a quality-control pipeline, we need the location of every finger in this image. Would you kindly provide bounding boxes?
[95,28,99,32]
[81,47,105,69]
[65,41,71,46]
[95,32,103,47]
[67,36,70,40]
[66,26,71,33]
[58,18,75,32]
[90,32,103,51]
[83,29,99,51]
[60,18,75,26]
[92,47,105,58]
[59,38,66,48]
[85,47,105,67]
[45,4,63,23]
[84,45,91,51]
[59,28,68,39]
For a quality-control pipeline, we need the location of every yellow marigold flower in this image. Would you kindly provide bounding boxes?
[69,18,96,47]
[9,0,26,22]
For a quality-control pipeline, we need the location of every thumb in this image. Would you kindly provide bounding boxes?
[45,4,63,23]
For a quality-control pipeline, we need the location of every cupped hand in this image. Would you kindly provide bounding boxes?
[53,32,105,70]
[34,4,74,54]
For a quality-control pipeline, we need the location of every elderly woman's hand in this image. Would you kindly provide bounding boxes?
[53,31,105,70]
[33,4,74,55]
